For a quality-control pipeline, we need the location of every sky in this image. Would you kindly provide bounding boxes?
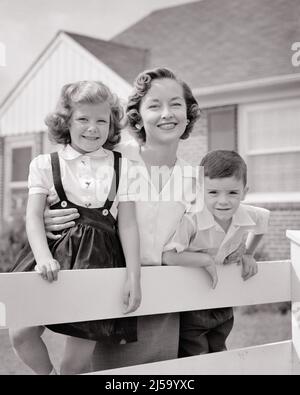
[0,0,196,103]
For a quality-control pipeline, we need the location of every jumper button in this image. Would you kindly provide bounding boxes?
[61,201,67,208]
[102,209,109,216]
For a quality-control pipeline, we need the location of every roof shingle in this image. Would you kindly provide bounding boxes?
[66,31,149,84]
[112,0,300,88]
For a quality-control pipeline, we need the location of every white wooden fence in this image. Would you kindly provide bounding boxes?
[0,230,299,375]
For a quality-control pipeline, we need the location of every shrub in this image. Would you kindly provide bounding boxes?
[0,215,27,272]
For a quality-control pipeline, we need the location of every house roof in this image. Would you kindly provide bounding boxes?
[112,0,300,89]
[65,31,148,84]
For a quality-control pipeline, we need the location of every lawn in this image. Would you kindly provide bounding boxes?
[0,304,291,375]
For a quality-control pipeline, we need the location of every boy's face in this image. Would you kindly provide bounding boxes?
[204,176,248,227]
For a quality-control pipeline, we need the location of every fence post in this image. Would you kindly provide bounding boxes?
[287,230,300,374]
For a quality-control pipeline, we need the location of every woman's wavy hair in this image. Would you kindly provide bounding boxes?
[126,67,201,143]
[45,81,124,150]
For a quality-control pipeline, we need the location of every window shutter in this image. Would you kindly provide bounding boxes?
[207,106,237,151]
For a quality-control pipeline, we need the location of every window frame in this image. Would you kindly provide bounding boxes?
[3,135,37,220]
[238,97,300,203]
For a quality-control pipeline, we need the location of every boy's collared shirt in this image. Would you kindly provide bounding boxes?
[165,204,270,265]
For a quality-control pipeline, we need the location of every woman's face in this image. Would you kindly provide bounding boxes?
[139,78,188,145]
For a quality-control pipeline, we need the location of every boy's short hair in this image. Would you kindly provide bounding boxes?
[200,150,247,186]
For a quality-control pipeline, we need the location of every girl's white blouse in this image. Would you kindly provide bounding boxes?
[28,145,136,219]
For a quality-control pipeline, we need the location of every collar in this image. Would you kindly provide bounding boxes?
[194,206,216,231]
[231,204,256,227]
[116,141,200,179]
[195,204,256,231]
[59,144,109,160]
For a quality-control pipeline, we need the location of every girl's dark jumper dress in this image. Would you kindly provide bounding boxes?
[11,151,137,344]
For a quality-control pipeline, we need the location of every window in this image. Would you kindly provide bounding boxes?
[4,136,36,220]
[11,147,32,182]
[239,98,300,200]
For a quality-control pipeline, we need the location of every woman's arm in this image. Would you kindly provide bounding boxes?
[27,194,60,282]
[118,201,141,313]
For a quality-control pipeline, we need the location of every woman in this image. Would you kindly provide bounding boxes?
[44,67,202,370]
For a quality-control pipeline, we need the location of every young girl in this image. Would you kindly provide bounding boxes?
[9,81,141,375]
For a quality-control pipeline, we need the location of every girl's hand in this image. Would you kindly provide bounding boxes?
[34,259,60,282]
[122,275,142,314]
[44,196,79,240]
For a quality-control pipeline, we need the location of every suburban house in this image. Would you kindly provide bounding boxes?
[0,0,299,260]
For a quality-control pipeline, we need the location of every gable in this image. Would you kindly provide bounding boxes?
[0,33,131,136]
[65,32,148,84]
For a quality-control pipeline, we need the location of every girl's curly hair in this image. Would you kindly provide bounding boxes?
[126,67,201,143]
[45,81,124,150]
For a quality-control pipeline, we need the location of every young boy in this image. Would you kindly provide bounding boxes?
[162,150,270,357]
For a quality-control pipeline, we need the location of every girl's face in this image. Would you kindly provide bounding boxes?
[139,78,188,145]
[69,102,110,153]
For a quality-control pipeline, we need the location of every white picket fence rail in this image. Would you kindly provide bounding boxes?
[0,230,299,375]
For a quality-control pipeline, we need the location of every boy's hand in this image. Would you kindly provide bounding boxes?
[203,255,218,289]
[204,264,218,289]
[224,243,246,265]
[123,275,142,314]
[241,254,258,281]
[34,258,60,282]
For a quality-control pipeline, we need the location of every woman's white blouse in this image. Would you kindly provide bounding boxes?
[116,141,204,266]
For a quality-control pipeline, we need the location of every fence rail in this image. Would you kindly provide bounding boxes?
[0,261,290,328]
[0,230,299,375]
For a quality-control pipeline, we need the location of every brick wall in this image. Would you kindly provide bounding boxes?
[252,202,300,261]
[177,110,208,165]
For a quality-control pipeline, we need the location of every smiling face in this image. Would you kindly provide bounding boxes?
[139,78,188,145]
[69,102,110,154]
[204,176,248,230]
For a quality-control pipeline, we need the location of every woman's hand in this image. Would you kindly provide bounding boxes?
[122,275,142,314]
[44,194,79,239]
